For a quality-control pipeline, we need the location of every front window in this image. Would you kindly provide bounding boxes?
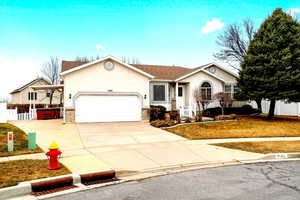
[153,84,166,101]
[201,82,212,100]
[28,92,37,100]
[178,87,183,97]
[225,83,239,98]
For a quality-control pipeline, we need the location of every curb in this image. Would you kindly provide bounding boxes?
[2,153,300,199]
[0,169,116,200]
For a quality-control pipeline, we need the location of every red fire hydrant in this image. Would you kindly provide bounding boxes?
[46,141,62,170]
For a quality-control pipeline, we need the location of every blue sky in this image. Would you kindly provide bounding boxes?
[0,0,299,98]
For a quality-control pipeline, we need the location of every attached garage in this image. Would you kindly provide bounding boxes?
[75,94,142,123]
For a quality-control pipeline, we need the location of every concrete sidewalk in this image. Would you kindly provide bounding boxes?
[7,120,272,174]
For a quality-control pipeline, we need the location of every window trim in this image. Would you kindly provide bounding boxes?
[200,81,212,100]
[151,82,168,103]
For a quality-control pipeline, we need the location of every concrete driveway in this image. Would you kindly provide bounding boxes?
[10,120,260,173]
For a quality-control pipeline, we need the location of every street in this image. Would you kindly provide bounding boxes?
[47,161,300,200]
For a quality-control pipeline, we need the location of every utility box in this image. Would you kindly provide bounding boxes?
[28,132,36,150]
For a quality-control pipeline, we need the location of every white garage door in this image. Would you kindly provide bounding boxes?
[75,95,141,123]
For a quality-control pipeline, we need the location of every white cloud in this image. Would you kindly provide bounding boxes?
[287,8,300,19]
[95,44,105,50]
[201,18,224,34]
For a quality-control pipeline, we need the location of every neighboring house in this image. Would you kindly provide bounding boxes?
[10,78,61,105]
[61,55,238,123]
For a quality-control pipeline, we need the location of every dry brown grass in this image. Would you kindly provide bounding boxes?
[165,116,300,140]
[214,141,300,154]
[0,159,70,188]
[0,123,43,157]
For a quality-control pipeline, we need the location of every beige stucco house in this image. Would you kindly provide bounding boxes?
[61,56,238,123]
[10,78,61,105]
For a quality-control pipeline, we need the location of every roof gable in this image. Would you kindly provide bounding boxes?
[10,78,50,94]
[60,56,154,78]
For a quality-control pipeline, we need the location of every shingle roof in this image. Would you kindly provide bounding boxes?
[61,61,88,72]
[131,64,194,80]
[10,78,50,94]
[61,60,208,80]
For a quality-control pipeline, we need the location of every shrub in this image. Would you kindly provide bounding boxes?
[214,114,237,121]
[150,120,177,128]
[150,105,167,121]
[203,105,261,117]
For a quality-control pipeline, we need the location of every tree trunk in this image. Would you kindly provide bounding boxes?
[268,99,276,118]
[255,98,262,112]
[221,106,224,115]
[49,90,54,105]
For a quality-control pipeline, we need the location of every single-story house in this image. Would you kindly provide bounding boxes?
[10,78,61,105]
[61,55,238,123]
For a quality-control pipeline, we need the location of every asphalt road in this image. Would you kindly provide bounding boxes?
[47,161,300,200]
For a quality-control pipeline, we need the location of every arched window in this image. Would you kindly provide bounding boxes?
[201,82,212,100]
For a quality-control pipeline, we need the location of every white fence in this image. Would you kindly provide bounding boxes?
[0,102,37,122]
[249,100,300,116]
[17,109,37,120]
[0,103,7,123]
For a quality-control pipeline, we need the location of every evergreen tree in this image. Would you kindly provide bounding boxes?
[238,8,300,118]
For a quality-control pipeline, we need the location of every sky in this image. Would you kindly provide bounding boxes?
[0,0,299,99]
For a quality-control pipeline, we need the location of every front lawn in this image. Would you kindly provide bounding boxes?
[0,123,43,157]
[165,116,300,140]
[213,141,300,154]
[0,159,70,188]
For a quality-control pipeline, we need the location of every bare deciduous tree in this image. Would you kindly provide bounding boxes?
[121,56,141,64]
[193,87,211,121]
[213,92,233,115]
[41,57,61,105]
[214,19,254,70]
[74,55,101,62]
[214,19,262,111]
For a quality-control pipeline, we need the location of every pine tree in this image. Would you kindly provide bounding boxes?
[238,8,300,118]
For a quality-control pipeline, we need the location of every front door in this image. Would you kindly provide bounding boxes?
[177,86,185,109]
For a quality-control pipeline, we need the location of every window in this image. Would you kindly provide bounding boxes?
[178,87,183,97]
[46,92,50,98]
[28,92,37,100]
[153,84,166,101]
[224,84,239,98]
[225,84,231,93]
[201,82,212,100]
[234,85,240,93]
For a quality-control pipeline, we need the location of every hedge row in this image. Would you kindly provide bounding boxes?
[203,105,261,117]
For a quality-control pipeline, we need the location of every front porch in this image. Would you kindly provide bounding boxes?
[150,82,195,118]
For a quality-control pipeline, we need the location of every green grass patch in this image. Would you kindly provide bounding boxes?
[0,123,43,157]
[0,159,70,188]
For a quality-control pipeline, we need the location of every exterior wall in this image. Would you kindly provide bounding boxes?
[63,60,150,122]
[149,81,172,110]
[10,80,61,105]
[180,71,225,113]
[205,66,237,83]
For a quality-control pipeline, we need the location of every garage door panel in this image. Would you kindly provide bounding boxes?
[75,95,141,123]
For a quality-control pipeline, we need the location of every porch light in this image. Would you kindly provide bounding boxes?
[69,94,72,99]
[144,94,147,99]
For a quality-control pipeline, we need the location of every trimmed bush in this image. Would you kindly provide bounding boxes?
[150,105,167,121]
[203,105,261,117]
[150,120,177,128]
